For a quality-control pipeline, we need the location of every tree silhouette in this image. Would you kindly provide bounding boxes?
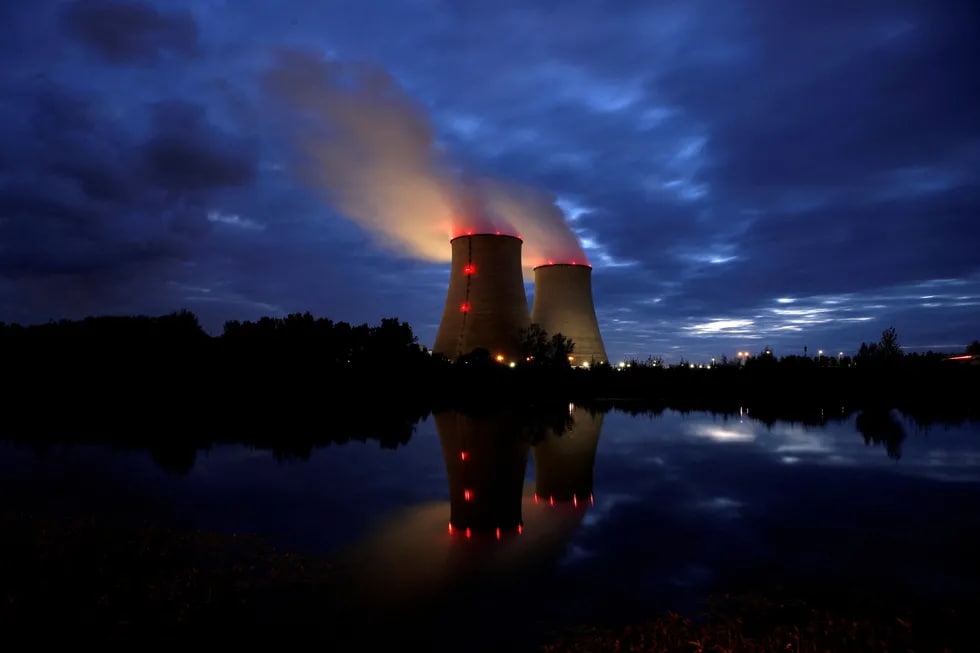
[519,323,575,367]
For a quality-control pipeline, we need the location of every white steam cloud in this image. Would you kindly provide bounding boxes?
[262,49,587,268]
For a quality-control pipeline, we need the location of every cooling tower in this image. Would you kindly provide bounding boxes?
[435,411,530,534]
[530,263,607,365]
[433,234,530,362]
[533,405,604,504]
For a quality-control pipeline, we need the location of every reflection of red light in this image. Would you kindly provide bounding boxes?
[589,493,595,505]
[448,522,455,535]
[533,493,539,503]
[463,489,473,501]
[460,451,469,461]
[947,355,973,361]
[465,528,472,539]
[495,528,501,540]
[517,524,523,534]
[460,302,470,313]
[463,263,476,275]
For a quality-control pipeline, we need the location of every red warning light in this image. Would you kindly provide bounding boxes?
[548,259,554,265]
[495,527,501,540]
[533,493,539,503]
[460,302,471,313]
[460,451,469,461]
[448,522,455,535]
[463,489,474,501]
[571,260,576,265]
[463,263,476,275]
[589,493,595,505]
[573,494,578,508]
[465,528,472,539]
[549,496,555,506]
[517,524,523,534]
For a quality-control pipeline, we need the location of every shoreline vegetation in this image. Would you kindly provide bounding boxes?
[3,310,978,649]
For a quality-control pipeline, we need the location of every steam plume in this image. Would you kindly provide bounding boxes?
[262,49,587,269]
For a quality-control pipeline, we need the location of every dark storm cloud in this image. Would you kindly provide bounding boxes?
[141,101,256,191]
[0,79,258,320]
[61,0,199,64]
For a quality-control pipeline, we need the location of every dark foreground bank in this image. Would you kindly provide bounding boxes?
[2,504,973,652]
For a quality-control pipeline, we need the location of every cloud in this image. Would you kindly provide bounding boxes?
[0,81,259,322]
[261,48,587,269]
[61,0,199,64]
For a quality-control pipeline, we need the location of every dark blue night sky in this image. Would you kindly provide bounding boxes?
[2,0,978,363]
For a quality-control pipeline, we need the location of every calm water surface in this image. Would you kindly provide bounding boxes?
[3,407,979,648]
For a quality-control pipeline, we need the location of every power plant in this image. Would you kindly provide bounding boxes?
[530,263,607,365]
[432,234,530,363]
[433,236,607,365]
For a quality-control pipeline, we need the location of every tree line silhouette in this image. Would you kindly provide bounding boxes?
[1,311,977,420]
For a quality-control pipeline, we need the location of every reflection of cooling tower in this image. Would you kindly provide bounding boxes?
[533,406,604,503]
[435,411,529,533]
[433,234,530,362]
[530,263,607,365]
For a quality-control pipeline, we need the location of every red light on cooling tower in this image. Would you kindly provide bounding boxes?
[463,263,476,275]
[463,489,474,501]
[590,493,595,505]
[448,522,455,535]
[517,524,523,534]
[460,302,471,313]
[533,493,539,503]
[465,527,472,539]
[460,451,469,461]
[496,528,501,540]
[573,494,578,508]
[549,496,555,506]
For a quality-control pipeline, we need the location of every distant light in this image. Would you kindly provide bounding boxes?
[549,496,555,506]
[448,522,454,535]
[581,361,589,369]
[460,451,469,461]
[495,354,505,363]
[495,528,501,540]
[571,260,576,265]
[465,528,472,539]
[517,524,523,534]
[460,302,470,313]
[618,361,626,368]
[589,493,595,505]
[690,363,695,369]
[533,493,539,503]
[573,494,578,508]
[548,260,554,265]
[463,489,474,501]
[463,263,476,275]
[947,354,973,361]
[568,355,575,361]
[508,361,516,368]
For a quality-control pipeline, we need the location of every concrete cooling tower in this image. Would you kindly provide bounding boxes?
[530,263,608,366]
[433,234,530,362]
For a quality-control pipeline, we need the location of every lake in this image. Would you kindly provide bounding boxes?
[2,405,979,649]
